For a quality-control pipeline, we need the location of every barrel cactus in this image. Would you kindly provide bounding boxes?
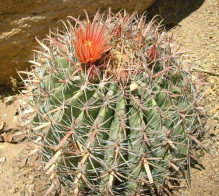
[21,10,203,195]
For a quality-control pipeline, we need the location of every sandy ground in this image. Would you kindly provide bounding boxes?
[0,0,218,195]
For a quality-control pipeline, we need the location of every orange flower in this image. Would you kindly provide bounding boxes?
[73,16,111,64]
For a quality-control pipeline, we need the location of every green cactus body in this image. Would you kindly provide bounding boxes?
[23,10,203,195]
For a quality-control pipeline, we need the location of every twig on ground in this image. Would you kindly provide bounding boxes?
[192,67,219,76]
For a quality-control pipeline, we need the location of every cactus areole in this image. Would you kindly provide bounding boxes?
[22,10,204,195]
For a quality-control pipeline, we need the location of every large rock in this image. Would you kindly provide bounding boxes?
[0,0,155,86]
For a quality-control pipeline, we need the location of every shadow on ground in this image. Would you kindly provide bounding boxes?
[0,85,17,99]
[147,0,205,30]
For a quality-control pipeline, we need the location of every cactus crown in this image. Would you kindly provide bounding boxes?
[20,10,204,195]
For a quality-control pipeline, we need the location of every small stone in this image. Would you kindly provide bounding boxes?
[0,157,6,163]
[213,111,219,119]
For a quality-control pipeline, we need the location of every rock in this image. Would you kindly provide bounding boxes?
[0,157,6,164]
[4,96,17,107]
[0,0,156,85]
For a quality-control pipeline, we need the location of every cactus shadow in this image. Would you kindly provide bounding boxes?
[0,85,17,100]
[147,0,205,30]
